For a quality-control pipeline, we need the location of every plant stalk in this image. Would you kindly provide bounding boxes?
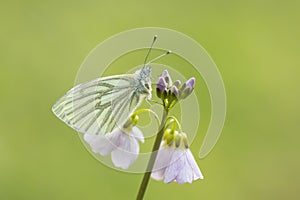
[136,109,169,200]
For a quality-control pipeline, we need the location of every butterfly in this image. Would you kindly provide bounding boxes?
[52,36,170,135]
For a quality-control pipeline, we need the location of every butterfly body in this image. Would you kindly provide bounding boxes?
[134,66,152,99]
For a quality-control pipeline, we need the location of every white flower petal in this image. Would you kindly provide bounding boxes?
[106,129,125,146]
[151,168,165,181]
[84,134,115,155]
[186,149,204,179]
[151,144,173,180]
[162,148,202,184]
[131,126,144,143]
[111,134,139,169]
[164,149,185,183]
[84,126,144,169]
[176,152,194,184]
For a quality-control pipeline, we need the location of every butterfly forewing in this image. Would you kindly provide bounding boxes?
[52,74,145,135]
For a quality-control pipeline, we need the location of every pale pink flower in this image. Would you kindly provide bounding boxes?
[152,142,203,184]
[84,126,144,169]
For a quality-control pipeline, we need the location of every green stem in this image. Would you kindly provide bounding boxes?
[133,109,160,126]
[165,116,182,132]
[136,109,169,200]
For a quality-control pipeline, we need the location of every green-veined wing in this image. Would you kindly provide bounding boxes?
[52,74,147,135]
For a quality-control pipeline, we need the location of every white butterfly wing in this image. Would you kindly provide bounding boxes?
[52,74,146,135]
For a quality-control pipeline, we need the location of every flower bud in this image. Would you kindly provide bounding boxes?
[179,82,186,91]
[180,78,195,99]
[163,129,175,146]
[156,77,167,98]
[123,114,139,130]
[186,77,195,89]
[170,85,179,99]
[181,132,189,149]
[175,134,182,148]
[162,70,172,86]
[162,70,169,77]
[173,80,181,87]
[131,114,139,124]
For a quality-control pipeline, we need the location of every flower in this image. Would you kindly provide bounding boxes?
[84,117,144,169]
[151,130,203,184]
[156,70,196,110]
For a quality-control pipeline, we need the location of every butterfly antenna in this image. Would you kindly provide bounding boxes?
[146,50,171,65]
[144,35,158,66]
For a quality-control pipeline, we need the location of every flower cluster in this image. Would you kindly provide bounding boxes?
[156,70,195,110]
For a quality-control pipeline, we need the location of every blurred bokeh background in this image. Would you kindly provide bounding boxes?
[1,0,299,199]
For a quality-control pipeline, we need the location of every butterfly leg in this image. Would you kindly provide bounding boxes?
[145,98,163,106]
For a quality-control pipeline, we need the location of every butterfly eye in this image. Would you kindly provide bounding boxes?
[145,83,150,90]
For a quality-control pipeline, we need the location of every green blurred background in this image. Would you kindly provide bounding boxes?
[1,0,300,199]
